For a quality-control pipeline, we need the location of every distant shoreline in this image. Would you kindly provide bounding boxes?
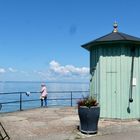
[0,81,89,84]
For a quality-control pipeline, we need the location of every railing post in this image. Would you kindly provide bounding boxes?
[71,91,72,107]
[0,103,2,110]
[20,92,22,111]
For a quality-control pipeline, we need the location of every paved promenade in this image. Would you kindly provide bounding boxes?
[0,107,140,140]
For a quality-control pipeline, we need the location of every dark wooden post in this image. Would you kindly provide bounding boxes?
[20,92,22,111]
[71,92,73,107]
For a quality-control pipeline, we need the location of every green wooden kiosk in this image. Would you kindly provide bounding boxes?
[82,23,140,119]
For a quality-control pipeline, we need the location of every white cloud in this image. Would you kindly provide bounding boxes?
[0,61,89,82]
[49,60,89,76]
[8,67,17,72]
[36,60,90,81]
[0,68,6,73]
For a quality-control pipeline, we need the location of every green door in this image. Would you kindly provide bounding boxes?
[106,72,117,118]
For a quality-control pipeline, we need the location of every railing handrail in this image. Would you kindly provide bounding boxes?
[0,90,89,95]
[0,90,90,112]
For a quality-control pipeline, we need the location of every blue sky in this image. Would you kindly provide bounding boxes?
[0,0,140,81]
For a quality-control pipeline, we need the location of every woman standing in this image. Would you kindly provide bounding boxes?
[40,83,48,107]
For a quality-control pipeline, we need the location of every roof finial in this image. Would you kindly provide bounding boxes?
[113,21,118,33]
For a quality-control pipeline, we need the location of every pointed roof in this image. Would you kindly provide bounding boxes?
[82,23,140,51]
[94,32,140,42]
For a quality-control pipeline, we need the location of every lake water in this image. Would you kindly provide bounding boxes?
[0,81,89,112]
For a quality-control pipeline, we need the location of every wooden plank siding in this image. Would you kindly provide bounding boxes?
[90,45,140,119]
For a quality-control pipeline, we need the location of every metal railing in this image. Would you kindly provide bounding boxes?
[0,91,89,112]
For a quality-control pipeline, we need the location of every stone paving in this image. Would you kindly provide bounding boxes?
[0,107,140,140]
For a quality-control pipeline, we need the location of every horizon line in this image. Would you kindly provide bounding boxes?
[0,80,89,84]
